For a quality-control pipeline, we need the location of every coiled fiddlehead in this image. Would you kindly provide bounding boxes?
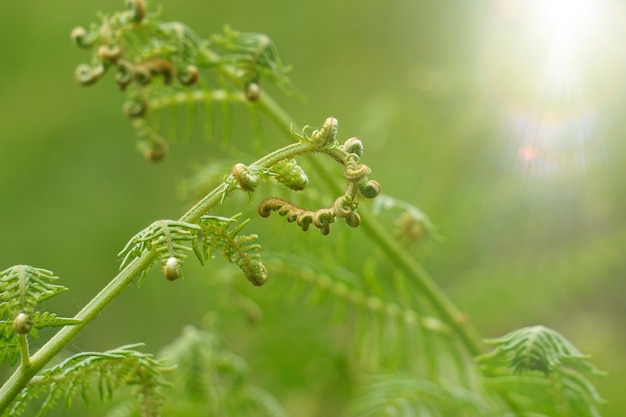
[259,117,380,235]
[72,1,297,160]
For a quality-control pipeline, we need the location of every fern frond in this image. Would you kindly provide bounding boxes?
[264,258,455,374]
[0,266,67,318]
[72,1,297,159]
[478,326,603,376]
[158,326,288,417]
[118,219,201,282]
[351,374,496,417]
[198,214,268,286]
[477,325,605,417]
[211,25,297,97]
[3,344,170,417]
[372,194,441,249]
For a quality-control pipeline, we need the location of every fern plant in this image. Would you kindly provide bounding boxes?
[0,1,607,416]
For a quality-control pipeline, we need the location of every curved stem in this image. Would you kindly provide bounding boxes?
[0,136,321,411]
[257,94,485,357]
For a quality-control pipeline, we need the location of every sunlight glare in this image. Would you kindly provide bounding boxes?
[530,0,605,98]
[480,0,618,185]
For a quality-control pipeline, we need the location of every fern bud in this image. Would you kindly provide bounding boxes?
[162,257,181,281]
[98,44,124,63]
[245,82,261,102]
[333,195,354,218]
[13,313,33,334]
[344,212,361,228]
[248,263,268,286]
[136,59,175,85]
[273,159,308,191]
[344,163,371,181]
[71,26,95,49]
[178,65,200,86]
[123,97,148,119]
[134,65,152,86]
[359,179,381,199]
[126,0,146,23]
[343,137,364,157]
[313,208,336,235]
[75,64,106,87]
[115,61,134,90]
[232,163,260,192]
[311,117,338,148]
[140,139,168,162]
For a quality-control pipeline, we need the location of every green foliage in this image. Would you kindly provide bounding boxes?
[196,214,267,286]
[3,344,170,417]
[71,0,295,160]
[118,219,201,282]
[477,326,605,417]
[0,1,609,417]
[352,374,495,417]
[0,266,78,366]
[150,325,288,417]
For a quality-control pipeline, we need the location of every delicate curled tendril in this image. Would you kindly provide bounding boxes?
[359,179,381,199]
[75,64,106,86]
[344,161,371,182]
[123,96,148,119]
[178,65,199,86]
[259,198,332,234]
[342,137,364,157]
[98,44,124,63]
[126,0,146,23]
[311,117,338,148]
[115,61,134,90]
[258,117,380,234]
[70,26,98,49]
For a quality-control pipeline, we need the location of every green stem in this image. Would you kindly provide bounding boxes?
[0,135,319,412]
[257,95,485,357]
[18,334,30,370]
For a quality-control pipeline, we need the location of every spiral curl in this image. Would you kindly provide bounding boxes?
[259,117,380,235]
[178,65,200,86]
[71,26,97,49]
[311,117,338,148]
[232,163,260,192]
[123,96,148,119]
[126,0,146,23]
[75,64,106,86]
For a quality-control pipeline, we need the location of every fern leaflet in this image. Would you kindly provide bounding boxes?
[3,344,170,417]
[197,214,268,286]
[477,325,605,417]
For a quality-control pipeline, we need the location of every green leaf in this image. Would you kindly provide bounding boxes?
[477,325,605,417]
[3,344,171,417]
[0,265,67,318]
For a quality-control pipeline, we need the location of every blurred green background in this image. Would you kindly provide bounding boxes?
[1,0,624,416]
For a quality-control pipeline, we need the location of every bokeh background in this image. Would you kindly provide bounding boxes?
[1,0,624,415]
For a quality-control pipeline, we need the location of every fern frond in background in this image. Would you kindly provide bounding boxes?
[0,266,79,366]
[71,0,296,159]
[3,344,170,417]
[477,326,605,417]
[155,325,288,417]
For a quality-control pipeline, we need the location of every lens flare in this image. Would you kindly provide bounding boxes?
[480,0,620,184]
